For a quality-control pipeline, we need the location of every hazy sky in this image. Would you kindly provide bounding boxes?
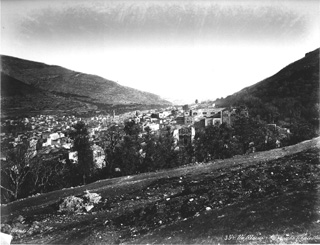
[1,0,319,104]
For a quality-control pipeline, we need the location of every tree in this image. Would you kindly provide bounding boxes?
[264,103,280,124]
[232,112,268,154]
[194,126,220,162]
[69,121,94,185]
[1,143,32,201]
[182,104,189,111]
[102,121,142,176]
[116,134,141,175]
[289,121,316,145]
[29,157,71,194]
[124,120,141,137]
[140,127,158,172]
[101,125,123,177]
[195,99,198,104]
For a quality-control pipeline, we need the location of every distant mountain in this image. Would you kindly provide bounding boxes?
[1,55,171,106]
[215,48,319,127]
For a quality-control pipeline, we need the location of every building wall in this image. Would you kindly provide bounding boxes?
[176,117,185,125]
[191,108,225,119]
[184,116,194,125]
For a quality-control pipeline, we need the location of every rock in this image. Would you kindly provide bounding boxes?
[14,215,25,224]
[82,192,102,204]
[84,205,94,212]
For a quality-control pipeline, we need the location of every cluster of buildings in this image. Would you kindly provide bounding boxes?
[0,103,248,169]
[128,104,248,144]
[0,114,106,168]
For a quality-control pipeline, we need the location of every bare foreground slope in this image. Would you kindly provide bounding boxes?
[1,137,320,244]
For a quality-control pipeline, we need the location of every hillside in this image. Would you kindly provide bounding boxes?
[1,55,171,106]
[0,72,92,118]
[1,73,41,97]
[215,48,319,127]
[1,137,319,244]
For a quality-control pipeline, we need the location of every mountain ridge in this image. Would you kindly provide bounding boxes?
[215,48,319,127]
[1,55,171,106]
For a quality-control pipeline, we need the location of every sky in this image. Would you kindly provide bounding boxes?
[1,0,319,104]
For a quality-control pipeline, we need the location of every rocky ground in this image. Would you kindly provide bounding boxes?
[1,137,320,244]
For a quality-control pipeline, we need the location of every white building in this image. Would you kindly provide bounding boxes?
[68,151,78,163]
[92,144,105,169]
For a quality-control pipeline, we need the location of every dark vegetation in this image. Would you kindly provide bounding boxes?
[69,122,94,185]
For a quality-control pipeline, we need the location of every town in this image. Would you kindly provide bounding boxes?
[0,101,289,174]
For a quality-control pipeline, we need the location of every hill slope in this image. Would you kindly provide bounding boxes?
[1,55,170,105]
[1,137,319,244]
[215,48,319,126]
[1,72,41,97]
[0,72,91,117]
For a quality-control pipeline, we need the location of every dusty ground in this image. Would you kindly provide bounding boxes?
[1,137,320,244]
